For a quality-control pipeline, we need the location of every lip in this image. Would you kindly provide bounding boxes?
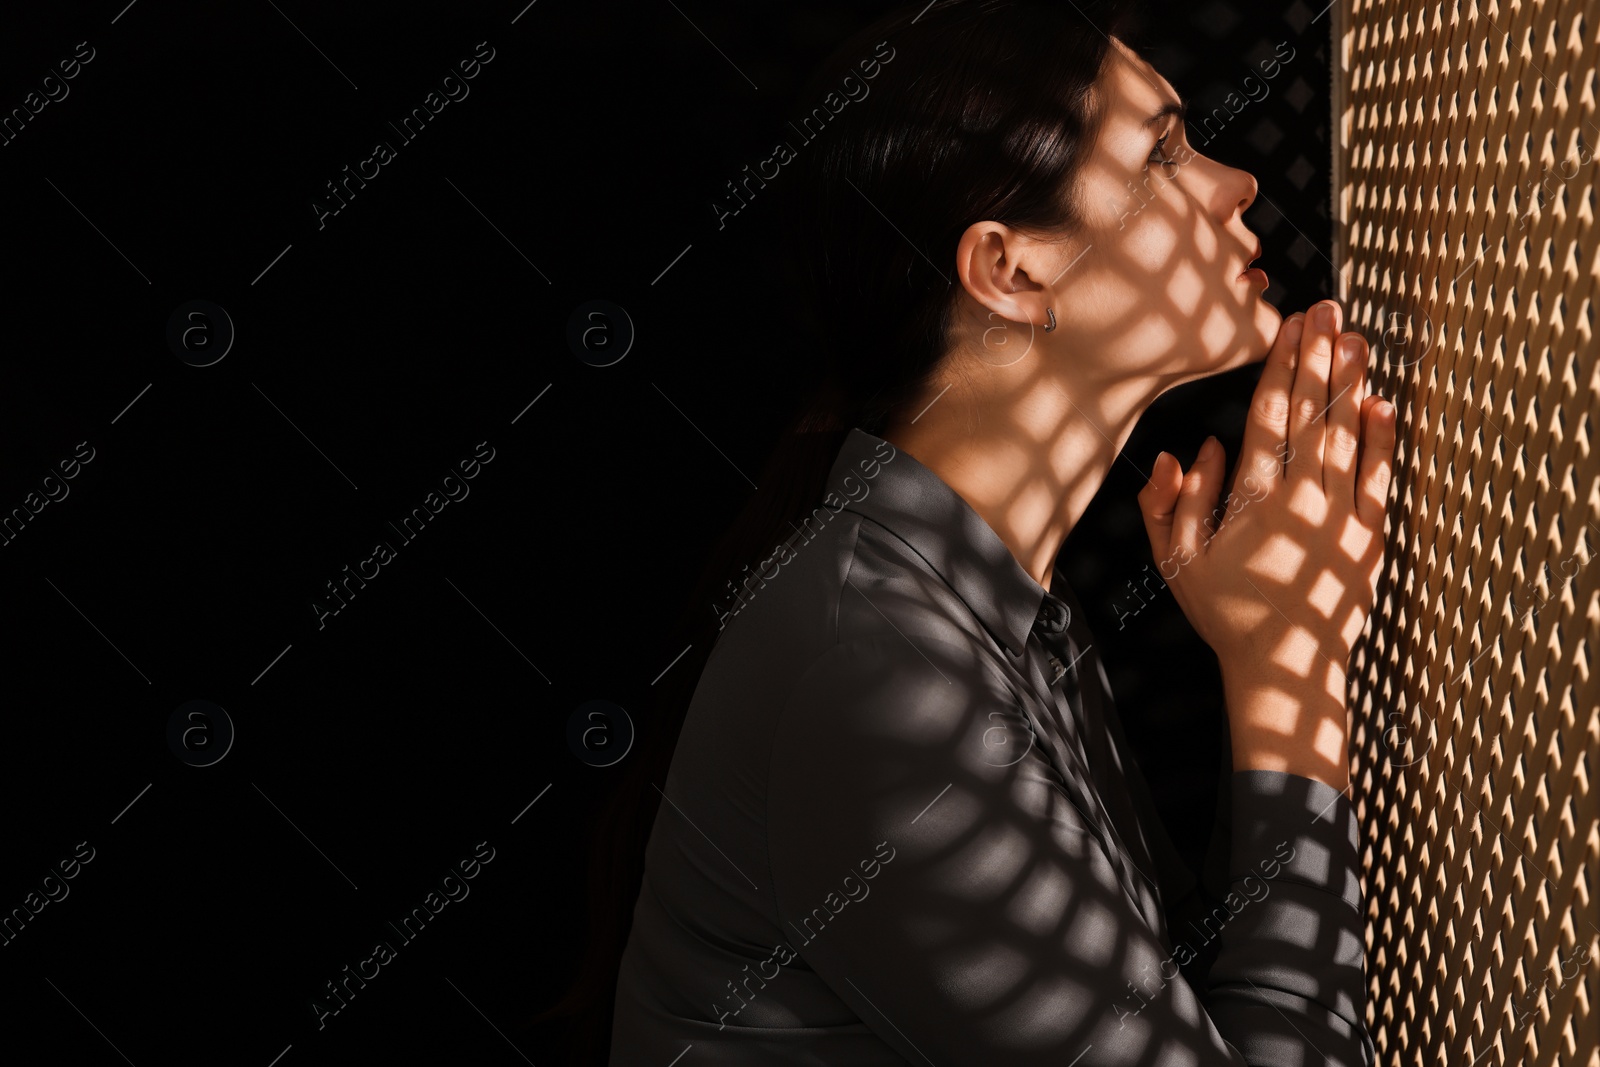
[1237,240,1263,280]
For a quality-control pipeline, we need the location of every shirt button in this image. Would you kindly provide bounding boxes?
[1033,596,1069,634]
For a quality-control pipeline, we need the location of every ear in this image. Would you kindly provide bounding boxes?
[952,221,1065,332]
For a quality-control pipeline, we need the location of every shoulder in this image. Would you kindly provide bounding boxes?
[767,512,1026,766]
[781,632,1015,738]
[767,631,1039,833]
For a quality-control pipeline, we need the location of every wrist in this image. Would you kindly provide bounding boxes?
[1218,641,1349,706]
[1220,661,1351,790]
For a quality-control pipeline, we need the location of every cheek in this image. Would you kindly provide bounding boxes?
[1050,233,1145,317]
[1076,196,1187,282]
[1253,295,1283,341]
[1163,258,1210,313]
[1117,203,1189,272]
[1198,301,1244,353]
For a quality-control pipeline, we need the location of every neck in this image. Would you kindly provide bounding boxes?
[881,375,1157,592]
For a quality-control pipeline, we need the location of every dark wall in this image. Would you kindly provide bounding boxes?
[0,2,1329,1063]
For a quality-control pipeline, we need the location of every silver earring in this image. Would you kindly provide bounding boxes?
[1044,308,1056,332]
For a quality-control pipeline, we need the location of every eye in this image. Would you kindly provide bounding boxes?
[1148,131,1174,166]
[1147,124,1184,177]
[1152,127,1177,165]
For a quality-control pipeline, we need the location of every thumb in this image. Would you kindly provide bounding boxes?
[1172,436,1227,559]
[1137,451,1182,562]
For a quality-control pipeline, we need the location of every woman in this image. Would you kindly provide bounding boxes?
[603,0,1394,1062]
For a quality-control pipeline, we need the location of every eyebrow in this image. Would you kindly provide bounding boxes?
[1143,99,1188,129]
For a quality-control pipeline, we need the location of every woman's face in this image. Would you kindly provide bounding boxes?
[1039,38,1282,389]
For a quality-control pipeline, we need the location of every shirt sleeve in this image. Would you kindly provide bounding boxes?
[766,635,1374,1066]
[1093,657,1378,1066]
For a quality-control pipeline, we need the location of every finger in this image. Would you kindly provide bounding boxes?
[1172,436,1227,559]
[1323,331,1369,507]
[1288,299,1341,489]
[1137,451,1182,564]
[1236,312,1303,500]
[1355,396,1396,528]
[1353,361,1370,474]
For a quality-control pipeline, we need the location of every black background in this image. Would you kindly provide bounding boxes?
[0,1,1333,1062]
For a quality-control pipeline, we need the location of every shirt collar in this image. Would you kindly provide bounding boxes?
[826,426,1054,658]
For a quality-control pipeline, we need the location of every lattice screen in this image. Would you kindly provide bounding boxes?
[1332,1,1600,1064]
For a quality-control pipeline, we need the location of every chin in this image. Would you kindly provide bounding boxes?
[1246,297,1283,361]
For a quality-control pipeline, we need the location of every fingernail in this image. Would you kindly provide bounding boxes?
[1284,314,1305,345]
[1377,400,1393,417]
[1339,335,1363,361]
[1314,302,1337,329]
[1199,436,1218,460]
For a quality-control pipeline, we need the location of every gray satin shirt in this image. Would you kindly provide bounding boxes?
[610,427,1375,1065]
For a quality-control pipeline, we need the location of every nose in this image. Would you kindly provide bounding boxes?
[1187,150,1259,226]
[1230,166,1258,218]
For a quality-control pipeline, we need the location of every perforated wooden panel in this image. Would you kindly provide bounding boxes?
[1332,1,1600,1063]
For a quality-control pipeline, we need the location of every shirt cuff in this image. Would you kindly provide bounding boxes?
[1230,769,1362,912]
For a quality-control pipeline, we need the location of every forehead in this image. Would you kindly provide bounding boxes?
[1102,38,1179,119]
